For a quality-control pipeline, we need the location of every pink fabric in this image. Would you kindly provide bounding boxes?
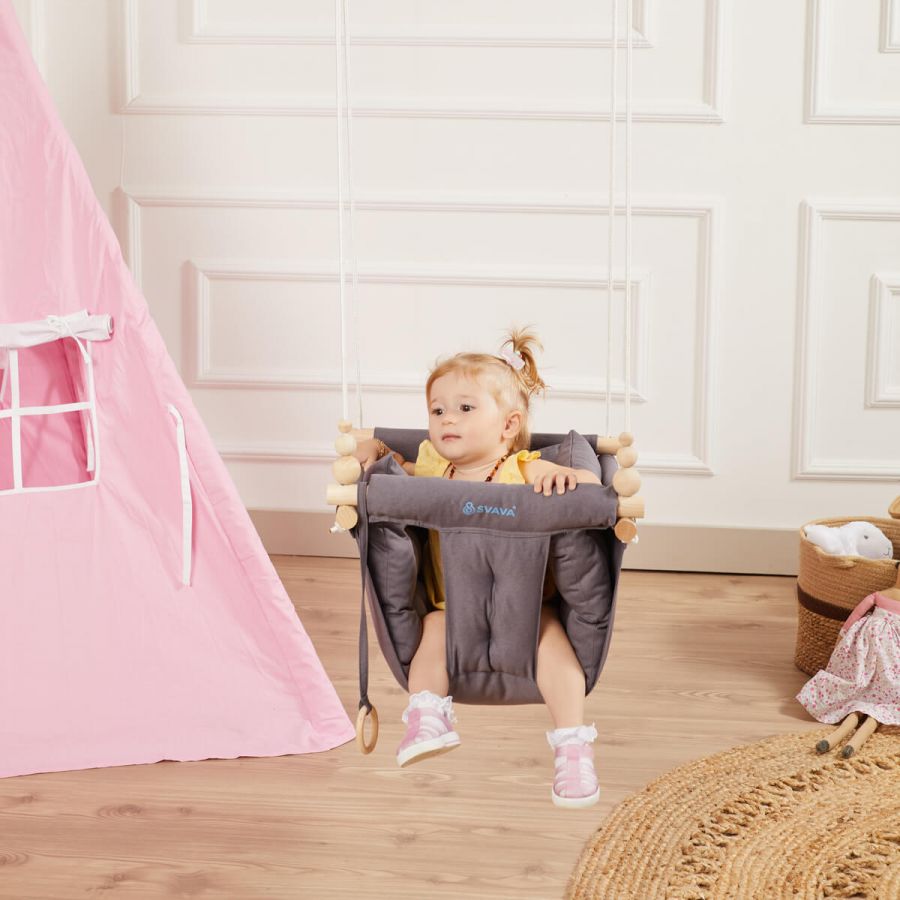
[0,2,354,777]
[841,591,900,634]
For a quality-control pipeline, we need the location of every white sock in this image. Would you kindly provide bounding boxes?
[403,690,456,724]
[546,723,598,749]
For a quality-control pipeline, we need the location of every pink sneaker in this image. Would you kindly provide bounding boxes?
[548,725,600,809]
[396,692,460,767]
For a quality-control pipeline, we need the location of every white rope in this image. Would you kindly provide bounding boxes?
[340,0,364,428]
[624,0,633,433]
[605,0,619,437]
[334,0,349,421]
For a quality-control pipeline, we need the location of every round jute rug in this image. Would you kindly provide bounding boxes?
[566,728,900,900]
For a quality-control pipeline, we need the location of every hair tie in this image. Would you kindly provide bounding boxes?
[500,347,525,371]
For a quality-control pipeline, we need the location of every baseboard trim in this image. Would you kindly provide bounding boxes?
[249,510,800,576]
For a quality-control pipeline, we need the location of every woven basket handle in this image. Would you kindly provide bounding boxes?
[809,544,858,569]
[890,495,900,519]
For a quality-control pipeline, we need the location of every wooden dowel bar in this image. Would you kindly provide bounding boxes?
[595,437,622,455]
[327,483,358,507]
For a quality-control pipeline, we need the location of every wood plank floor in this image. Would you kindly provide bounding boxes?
[0,558,819,899]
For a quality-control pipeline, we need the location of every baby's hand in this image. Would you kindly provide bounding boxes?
[354,438,383,471]
[533,467,579,496]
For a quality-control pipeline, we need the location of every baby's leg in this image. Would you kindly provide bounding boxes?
[536,605,586,728]
[408,610,449,696]
[398,611,458,767]
[537,605,600,808]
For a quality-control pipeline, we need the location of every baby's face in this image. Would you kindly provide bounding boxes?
[427,371,511,464]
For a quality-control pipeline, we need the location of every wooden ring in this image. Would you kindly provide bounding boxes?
[355,704,379,754]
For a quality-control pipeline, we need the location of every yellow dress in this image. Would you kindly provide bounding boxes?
[414,440,541,611]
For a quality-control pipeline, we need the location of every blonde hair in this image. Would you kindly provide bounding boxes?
[425,327,547,452]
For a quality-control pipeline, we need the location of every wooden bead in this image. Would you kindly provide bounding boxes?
[332,455,362,485]
[326,483,358,506]
[617,495,644,519]
[616,446,638,468]
[614,518,638,543]
[334,433,357,456]
[335,505,358,531]
[338,419,353,434]
[613,466,641,497]
[618,431,634,448]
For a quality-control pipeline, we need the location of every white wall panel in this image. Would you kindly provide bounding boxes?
[884,0,900,51]
[123,0,725,121]
[192,0,654,42]
[795,202,900,481]
[867,275,900,406]
[808,0,900,122]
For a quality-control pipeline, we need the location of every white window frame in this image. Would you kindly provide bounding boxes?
[0,312,111,496]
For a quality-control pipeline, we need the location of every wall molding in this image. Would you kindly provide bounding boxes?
[17,0,46,76]
[122,189,720,477]
[121,0,726,123]
[188,0,655,48]
[250,509,802,577]
[882,0,900,52]
[867,274,900,407]
[794,201,900,481]
[807,0,900,123]
[188,259,651,402]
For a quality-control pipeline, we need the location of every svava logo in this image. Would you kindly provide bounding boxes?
[462,500,517,518]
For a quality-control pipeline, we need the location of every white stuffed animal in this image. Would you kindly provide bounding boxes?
[803,521,894,560]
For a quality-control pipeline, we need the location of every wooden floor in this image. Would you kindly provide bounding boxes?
[0,558,819,900]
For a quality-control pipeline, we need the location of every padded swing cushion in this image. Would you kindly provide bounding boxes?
[357,430,625,704]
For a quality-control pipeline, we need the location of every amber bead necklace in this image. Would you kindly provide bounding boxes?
[447,452,510,482]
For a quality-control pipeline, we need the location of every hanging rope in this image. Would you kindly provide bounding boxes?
[334,0,363,427]
[624,0,633,434]
[605,0,634,437]
[605,0,619,437]
[340,0,364,428]
[333,0,349,422]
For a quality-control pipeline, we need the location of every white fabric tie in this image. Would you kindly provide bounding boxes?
[0,310,113,351]
[167,404,193,587]
[0,310,111,495]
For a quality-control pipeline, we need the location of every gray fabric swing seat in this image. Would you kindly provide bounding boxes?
[353,428,628,710]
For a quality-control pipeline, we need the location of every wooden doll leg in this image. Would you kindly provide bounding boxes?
[815,712,860,753]
[840,715,879,758]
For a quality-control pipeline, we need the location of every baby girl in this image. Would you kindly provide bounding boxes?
[354,328,604,808]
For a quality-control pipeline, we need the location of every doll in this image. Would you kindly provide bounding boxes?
[797,566,900,757]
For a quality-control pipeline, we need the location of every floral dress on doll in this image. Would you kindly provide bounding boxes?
[797,591,900,725]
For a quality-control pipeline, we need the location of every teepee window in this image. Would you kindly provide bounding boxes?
[0,312,113,495]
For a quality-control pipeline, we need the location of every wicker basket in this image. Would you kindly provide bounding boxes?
[794,497,900,676]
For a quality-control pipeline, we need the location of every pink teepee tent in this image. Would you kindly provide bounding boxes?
[0,1,354,778]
